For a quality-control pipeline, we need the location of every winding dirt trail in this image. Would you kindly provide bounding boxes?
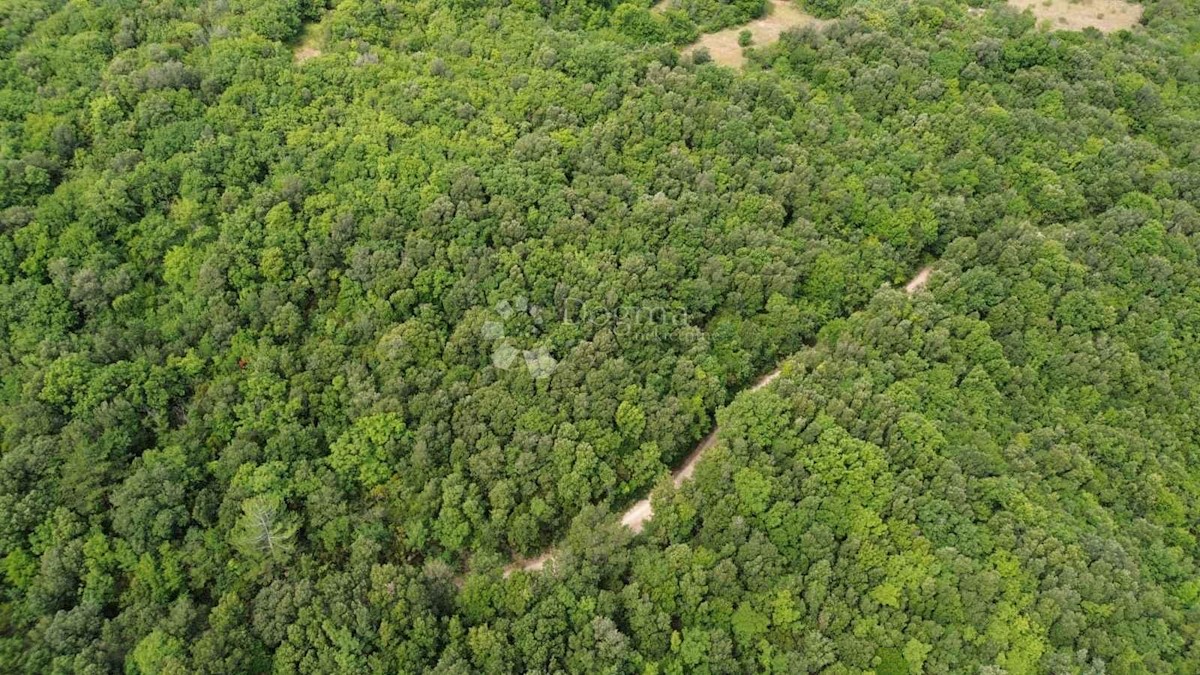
[500,267,934,576]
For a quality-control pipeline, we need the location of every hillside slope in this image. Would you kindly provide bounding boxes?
[490,217,1200,672]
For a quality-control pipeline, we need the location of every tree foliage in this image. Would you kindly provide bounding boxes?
[1,0,1198,671]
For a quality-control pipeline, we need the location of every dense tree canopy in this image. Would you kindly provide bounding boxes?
[516,218,1200,672]
[1,0,1198,671]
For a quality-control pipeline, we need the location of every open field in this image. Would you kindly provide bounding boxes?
[1008,0,1143,32]
[681,0,827,68]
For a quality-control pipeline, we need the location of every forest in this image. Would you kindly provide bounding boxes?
[0,0,1198,671]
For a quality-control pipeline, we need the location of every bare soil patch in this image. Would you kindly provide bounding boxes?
[1007,0,1142,33]
[905,266,932,294]
[294,45,322,63]
[503,550,553,576]
[683,0,827,69]
[293,21,325,63]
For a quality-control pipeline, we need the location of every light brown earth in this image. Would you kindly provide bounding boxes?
[294,46,322,63]
[1007,0,1143,32]
[681,0,827,68]
[618,367,780,534]
[499,266,935,576]
[905,266,932,294]
[293,21,325,63]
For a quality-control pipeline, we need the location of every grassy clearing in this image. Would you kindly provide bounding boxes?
[682,0,826,68]
[293,19,325,63]
[1008,0,1143,33]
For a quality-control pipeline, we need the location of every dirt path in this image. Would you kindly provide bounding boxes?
[681,0,827,68]
[500,266,934,576]
[905,266,931,294]
[619,367,781,533]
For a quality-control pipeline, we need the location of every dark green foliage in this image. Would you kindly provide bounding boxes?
[803,0,851,19]
[658,0,766,33]
[1,0,1198,671]
[489,215,1200,672]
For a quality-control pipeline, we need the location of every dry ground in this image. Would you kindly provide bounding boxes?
[294,45,322,63]
[679,0,827,68]
[1007,0,1143,32]
[905,266,932,294]
[293,21,324,63]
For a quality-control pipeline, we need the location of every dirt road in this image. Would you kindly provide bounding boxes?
[504,266,934,575]
[618,366,781,533]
